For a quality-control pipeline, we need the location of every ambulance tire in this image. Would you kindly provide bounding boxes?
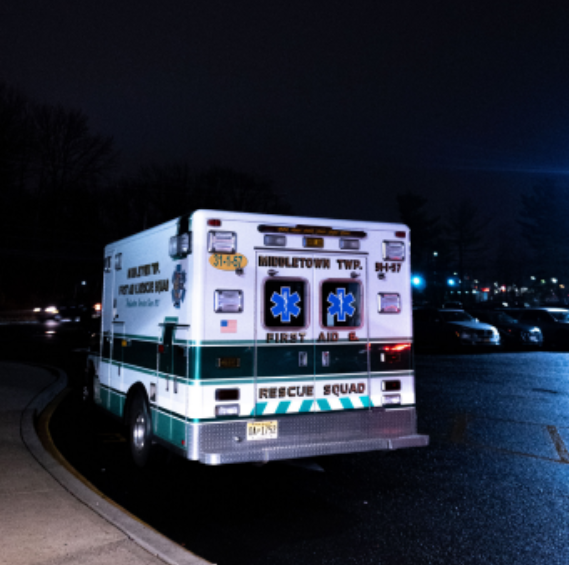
[128,391,154,468]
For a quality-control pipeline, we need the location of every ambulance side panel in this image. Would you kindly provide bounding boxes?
[97,219,193,452]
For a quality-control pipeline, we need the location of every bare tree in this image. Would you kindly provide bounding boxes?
[445,198,491,294]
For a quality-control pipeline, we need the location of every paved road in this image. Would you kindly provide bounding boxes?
[48,349,569,565]
[2,323,569,564]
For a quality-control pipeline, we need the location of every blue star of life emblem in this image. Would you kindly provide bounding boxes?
[270,287,301,323]
[327,288,356,322]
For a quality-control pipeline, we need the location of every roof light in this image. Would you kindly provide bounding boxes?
[208,219,222,227]
[258,224,366,238]
[339,238,360,250]
[169,232,191,258]
[208,231,236,254]
[303,237,324,248]
[383,241,405,261]
[264,234,286,247]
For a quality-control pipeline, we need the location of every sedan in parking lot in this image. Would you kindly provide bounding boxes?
[504,307,569,349]
[469,310,543,349]
[413,308,500,351]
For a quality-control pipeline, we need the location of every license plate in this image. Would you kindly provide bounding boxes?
[247,421,278,441]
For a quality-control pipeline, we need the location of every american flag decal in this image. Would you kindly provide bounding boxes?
[221,320,237,333]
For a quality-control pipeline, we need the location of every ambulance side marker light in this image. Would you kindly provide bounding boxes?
[215,404,240,417]
[158,344,165,354]
[395,231,406,238]
[208,219,222,226]
[215,388,240,401]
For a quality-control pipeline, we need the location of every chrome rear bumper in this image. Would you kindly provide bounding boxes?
[186,407,429,465]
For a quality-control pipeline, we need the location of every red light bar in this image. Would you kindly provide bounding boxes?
[208,219,222,227]
[395,231,406,238]
[382,343,411,352]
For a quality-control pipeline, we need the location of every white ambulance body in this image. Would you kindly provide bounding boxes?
[87,209,428,465]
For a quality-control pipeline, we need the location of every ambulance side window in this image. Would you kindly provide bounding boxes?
[263,278,307,329]
[321,280,363,329]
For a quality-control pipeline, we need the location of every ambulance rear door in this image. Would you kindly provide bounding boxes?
[312,253,371,413]
[254,251,316,421]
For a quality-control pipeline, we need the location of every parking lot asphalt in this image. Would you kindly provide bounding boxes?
[0,361,209,565]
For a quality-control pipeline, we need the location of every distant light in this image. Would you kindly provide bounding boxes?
[530,276,536,280]
[447,279,456,286]
[81,281,86,286]
[541,279,546,284]
[501,286,506,292]
[411,276,424,287]
[481,288,490,292]
[560,285,565,289]
[433,251,438,257]
[552,278,558,283]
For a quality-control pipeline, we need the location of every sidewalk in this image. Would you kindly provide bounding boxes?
[0,362,210,565]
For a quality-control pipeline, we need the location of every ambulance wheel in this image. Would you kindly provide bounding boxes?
[128,392,154,468]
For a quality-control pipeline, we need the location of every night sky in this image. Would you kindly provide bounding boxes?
[3,0,569,222]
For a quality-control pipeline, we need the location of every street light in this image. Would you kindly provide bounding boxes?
[412,276,425,288]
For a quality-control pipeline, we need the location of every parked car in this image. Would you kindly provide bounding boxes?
[504,308,569,349]
[470,309,543,349]
[413,308,500,351]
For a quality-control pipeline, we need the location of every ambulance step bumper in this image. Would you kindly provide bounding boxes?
[187,407,429,465]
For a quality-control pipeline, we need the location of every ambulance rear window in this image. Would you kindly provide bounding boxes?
[321,280,362,329]
[263,278,307,329]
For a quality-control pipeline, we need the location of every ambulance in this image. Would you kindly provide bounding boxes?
[86,210,429,466]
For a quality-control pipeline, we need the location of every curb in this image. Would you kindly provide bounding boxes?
[21,366,212,565]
